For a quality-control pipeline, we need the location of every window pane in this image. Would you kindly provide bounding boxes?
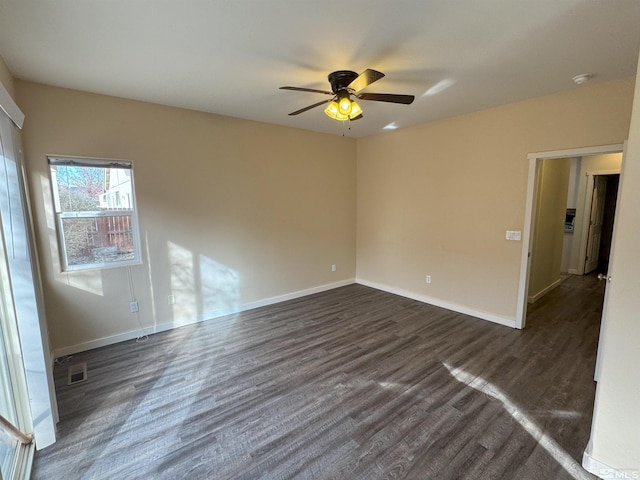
[51,166,105,212]
[48,158,140,271]
[51,165,133,213]
[60,215,135,267]
[0,434,18,478]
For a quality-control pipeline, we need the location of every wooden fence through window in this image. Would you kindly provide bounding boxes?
[94,214,133,253]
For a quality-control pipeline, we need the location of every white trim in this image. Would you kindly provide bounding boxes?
[48,157,143,273]
[518,144,625,329]
[15,442,34,480]
[0,82,23,129]
[356,278,517,328]
[594,140,627,382]
[515,157,539,328]
[577,169,621,276]
[568,268,579,275]
[527,144,625,161]
[585,169,623,176]
[582,448,636,479]
[48,156,132,169]
[527,278,562,303]
[53,278,356,358]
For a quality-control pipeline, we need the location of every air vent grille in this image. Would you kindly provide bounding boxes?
[67,362,88,385]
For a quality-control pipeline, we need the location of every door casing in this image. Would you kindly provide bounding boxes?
[516,144,624,329]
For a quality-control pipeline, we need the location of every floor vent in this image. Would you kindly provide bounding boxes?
[67,362,88,385]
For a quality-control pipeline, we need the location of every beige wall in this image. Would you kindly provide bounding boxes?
[16,81,356,354]
[585,55,640,474]
[356,77,634,323]
[528,158,570,301]
[0,54,14,98]
[569,153,622,274]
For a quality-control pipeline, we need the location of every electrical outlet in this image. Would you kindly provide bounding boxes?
[130,301,139,313]
[426,275,432,284]
[331,264,337,272]
[168,295,175,305]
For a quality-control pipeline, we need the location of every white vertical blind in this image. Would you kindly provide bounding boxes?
[0,103,57,452]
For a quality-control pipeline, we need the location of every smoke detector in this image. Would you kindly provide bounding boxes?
[572,74,593,85]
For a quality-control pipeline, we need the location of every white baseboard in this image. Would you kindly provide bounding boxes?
[356,278,517,329]
[527,278,562,304]
[54,278,356,358]
[582,448,637,479]
[568,268,580,275]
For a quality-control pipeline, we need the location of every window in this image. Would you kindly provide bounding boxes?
[48,157,141,271]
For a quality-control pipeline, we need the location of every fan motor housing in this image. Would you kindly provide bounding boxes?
[328,70,359,93]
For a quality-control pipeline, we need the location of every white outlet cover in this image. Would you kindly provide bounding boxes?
[506,230,522,241]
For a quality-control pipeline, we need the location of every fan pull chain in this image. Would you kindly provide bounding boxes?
[341,118,352,136]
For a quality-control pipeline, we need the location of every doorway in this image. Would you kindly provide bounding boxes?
[583,173,619,275]
[516,144,624,329]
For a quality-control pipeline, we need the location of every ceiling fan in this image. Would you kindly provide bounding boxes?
[280,69,415,121]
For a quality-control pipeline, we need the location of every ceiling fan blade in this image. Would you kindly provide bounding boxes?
[280,86,333,95]
[347,69,385,93]
[288,99,332,116]
[356,92,415,104]
[350,113,363,121]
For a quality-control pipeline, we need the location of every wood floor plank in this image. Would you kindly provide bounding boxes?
[33,275,602,479]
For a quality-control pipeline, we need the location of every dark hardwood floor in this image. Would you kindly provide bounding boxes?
[32,275,604,479]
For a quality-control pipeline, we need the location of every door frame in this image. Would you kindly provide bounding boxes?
[515,143,624,329]
[578,170,620,275]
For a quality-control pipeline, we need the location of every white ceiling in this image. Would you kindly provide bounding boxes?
[1,1,639,138]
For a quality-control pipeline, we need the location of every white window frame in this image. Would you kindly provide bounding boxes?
[47,156,142,272]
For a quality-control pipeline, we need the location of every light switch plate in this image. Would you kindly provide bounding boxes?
[506,230,522,241]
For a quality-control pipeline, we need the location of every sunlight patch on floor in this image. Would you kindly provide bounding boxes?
[443,363,592,480]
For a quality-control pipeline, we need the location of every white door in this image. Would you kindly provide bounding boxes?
[593,142,627,381]
[584,175,607,274]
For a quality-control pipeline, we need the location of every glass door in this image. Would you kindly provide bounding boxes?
[0,83,58,479]
[0,324,26,477]
[0,102,40,480]
[0,214,33,479]
[0,330,21,474]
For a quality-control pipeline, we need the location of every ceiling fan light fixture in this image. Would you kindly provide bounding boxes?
[338,95,352,115]
[324,101,350,121]
[324,100,342,120]
[284,68,412,121]
[325,95,362,121]
[349,100,362,118]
